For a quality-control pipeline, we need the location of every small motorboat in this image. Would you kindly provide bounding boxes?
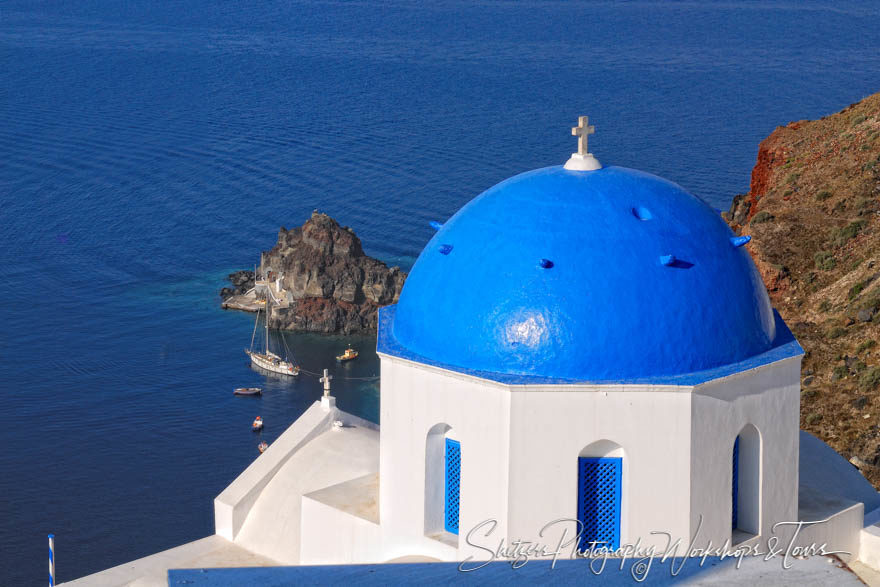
[234,387,262,396]
[252,416,263,431]
[258,441,269,453]
[336,346,358,362]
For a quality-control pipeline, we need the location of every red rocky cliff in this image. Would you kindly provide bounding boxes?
[724,92,880,486]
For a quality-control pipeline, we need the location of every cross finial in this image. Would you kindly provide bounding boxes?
[564,115,601,171]
[320,368,333,397]
[572,116,595,155]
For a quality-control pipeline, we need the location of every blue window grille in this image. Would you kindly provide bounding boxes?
[577,457,622,551]
[444,438,461,534]
[732,437,740,529]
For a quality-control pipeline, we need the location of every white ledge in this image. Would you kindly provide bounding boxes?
[214,401,333,540]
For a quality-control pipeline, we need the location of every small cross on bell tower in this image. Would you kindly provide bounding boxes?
[320,368,336,411]
[564,115,602,171]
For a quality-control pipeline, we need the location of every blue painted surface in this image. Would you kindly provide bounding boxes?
[732,437,740,530]
[730,235,752,248]
[168,557,741,585]
[577,457,622,551]
[391,166,784,381]
[445,438,462,535]
[380,305,802,386]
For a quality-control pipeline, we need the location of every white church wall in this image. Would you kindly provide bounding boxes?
[506,386,693,555]
[299,494,383,564]
[377,353,808,564]
[735,423,762,536]
[378,356,512,562]
[794,495,861,564]
[859,524,880,570]
[689,357,801,551]
[424,423,455,536]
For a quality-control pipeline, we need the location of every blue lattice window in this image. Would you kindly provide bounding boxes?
[445,438,461,534]
[577,457,621,551]
[732,437,740,530]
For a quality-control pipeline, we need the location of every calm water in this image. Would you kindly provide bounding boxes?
[2,1,880,583]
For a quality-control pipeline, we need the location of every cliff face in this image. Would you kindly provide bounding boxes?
[260,211,406,334]
[724,92,880,484]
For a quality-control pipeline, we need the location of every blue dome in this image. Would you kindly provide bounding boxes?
[388,165,779,382]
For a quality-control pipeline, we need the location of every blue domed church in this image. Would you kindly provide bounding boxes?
[72,120,880,584]
[373,116,805,559]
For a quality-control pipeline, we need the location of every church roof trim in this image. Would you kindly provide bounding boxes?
[378,301,802,387]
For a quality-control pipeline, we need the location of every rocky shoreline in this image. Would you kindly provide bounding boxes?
[220,270,255,299]
[221,212,407,334]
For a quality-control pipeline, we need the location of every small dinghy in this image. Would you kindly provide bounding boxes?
[252,416,263,431]
[258,441,269,453]
[234,387,262,396]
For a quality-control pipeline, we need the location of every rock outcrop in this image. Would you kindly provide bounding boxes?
[220,270,255,299]
[723,92,880,486]
[259,211,406,334]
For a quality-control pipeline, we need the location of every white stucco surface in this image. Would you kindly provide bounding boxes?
[305,472,379,523]
[233,418,379,564]
[689,357,801,551]
[859,524,880,574]
[300,474,383,564]
[214,401,332,540]
[375,353,823,561]
[507,386,693,552]
[378,355,511,562]
[800,429,880,518]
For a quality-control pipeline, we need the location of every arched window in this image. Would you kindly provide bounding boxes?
[577,440,623,551]
[424,424,460,540]
[732,424,761,537]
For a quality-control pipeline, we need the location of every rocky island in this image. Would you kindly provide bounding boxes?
[725,91,880,485]
[221,211,406,334]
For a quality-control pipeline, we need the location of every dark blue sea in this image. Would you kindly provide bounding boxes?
[2,1,880,583]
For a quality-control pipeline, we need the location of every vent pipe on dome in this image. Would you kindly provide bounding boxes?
[564,115,602,171]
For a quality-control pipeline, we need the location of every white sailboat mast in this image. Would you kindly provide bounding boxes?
[250,263,259,352]
[264,262,270,355]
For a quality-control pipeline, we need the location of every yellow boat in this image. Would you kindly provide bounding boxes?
[336,346,358,362]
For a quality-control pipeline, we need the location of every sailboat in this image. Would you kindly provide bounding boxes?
[245,300,300,377]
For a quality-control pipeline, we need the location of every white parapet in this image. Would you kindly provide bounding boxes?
[214,401,333,540]
[859,523,880,571]
[299,473,383,564]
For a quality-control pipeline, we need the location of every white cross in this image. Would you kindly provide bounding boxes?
[571,116,595,155]
[320,368,333,397]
